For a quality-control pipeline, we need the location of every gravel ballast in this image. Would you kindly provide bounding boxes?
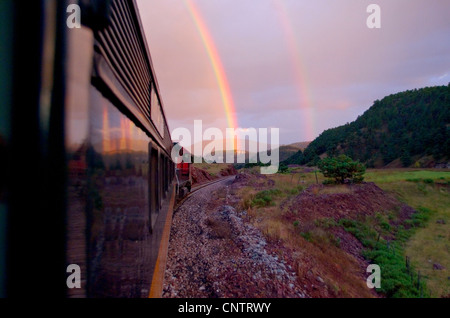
[162,177,306,298]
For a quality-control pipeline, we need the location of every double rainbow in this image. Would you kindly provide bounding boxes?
[184,0,239,131]
[184,0,315,143]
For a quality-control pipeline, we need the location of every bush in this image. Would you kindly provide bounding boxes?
[278,163,289,174]
[405,206,433,228]
[363,245,426,298]
[300,231,312,242]
[287,185,304,195]
[318,155,366,184]
[339,207,434,298]
[315,217,337,229]
[251,189,282,207]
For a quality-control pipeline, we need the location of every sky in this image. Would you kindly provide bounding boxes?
[136,0,450,146]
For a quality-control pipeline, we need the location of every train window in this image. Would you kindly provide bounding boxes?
[159,153,165,201]
[164,156,169,192]
[149,142,159,231]
[160,154,166,199]
[171,162,175,182]
[163,156,167,194]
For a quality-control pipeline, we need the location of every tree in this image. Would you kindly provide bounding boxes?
[400,148,412,167]
[318,155,366,184]
[278,163,289,173]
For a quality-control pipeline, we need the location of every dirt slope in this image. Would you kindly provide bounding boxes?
[228,175,419,297]
[191,165,237,185]
[282,182,415,224]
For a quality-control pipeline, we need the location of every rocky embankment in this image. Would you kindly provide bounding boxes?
[163,177,307,298]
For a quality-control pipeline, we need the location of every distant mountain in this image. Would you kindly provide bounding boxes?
[283,84,450,168]
[287,141,311,151]
[184,138,309,164]
[278,142,310,162]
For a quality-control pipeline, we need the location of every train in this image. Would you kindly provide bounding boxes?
[0,0,190,297]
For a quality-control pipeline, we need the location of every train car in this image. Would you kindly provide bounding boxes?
[174,143,192,199]
[0,0,179,297]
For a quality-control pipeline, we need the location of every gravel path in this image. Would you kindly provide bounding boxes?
[162,177,306,298]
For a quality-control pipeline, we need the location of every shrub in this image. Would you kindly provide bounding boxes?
[405,206,433,228]
[314,217,337,229]
[300,231,313,242]
[286,185,304,196]
[251,189,282,207]
[318,155,366,184]
[278,163,289,174]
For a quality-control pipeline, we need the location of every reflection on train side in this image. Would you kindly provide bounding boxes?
[67,87,153,297]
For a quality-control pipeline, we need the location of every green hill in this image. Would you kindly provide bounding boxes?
[284,84,450,168]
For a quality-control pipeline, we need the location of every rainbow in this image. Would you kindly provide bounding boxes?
[184,0,239,132]
[272,0,316,141]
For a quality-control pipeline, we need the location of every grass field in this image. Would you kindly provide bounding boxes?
[236,167,450,297]
[365,169,450,184]
[365,169,450,297]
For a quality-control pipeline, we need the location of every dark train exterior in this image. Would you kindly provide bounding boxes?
[0,0,182,297]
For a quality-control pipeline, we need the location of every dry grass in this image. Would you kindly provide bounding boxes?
[192,163,231,176]
[238,187,257,211]
[258,212,375,297]
[235,173,376,297]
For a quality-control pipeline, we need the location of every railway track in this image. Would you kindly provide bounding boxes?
[149,175,236,297]
[174,175,236,210]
